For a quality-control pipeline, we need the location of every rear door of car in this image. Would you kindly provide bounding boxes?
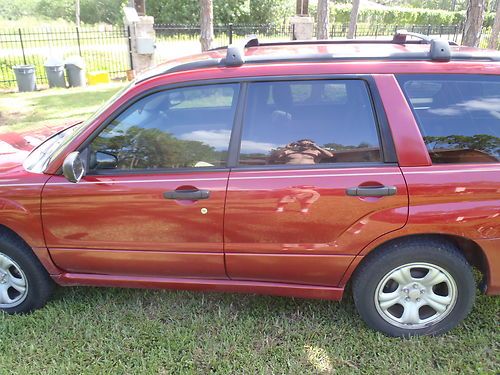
[42,83,240,278]
[224,76,409,286]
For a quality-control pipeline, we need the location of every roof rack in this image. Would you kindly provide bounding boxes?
[138,32,499,83]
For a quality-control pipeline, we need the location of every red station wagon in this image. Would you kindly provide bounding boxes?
[0,31,498,337]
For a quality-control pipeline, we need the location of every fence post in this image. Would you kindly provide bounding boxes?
[18,29,27,65]
[127,26,134,70]
[76,27,82,57]
[228,23,233,45]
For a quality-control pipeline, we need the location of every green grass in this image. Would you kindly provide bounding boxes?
[0,83,126,132]
[0,287,498,374]
[0,86,499,374]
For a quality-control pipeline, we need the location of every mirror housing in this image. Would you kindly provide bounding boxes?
[62,151,85,183]
[95,151,118,169]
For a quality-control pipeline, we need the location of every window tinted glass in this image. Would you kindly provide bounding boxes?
[90,84,239,170]
[239,80,381,166]
[398,74,500,163]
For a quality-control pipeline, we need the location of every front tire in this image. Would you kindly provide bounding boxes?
[352,238,475,337]
[0,231,53,314]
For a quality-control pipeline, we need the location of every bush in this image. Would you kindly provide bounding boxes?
[328,4,465,26]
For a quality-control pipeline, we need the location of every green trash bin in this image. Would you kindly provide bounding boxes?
[65,56,86,88]
[44,57,66,88]
[12,65,37,92]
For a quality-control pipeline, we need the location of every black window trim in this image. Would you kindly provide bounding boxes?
[396,73,500,166]
[72,74,397,177]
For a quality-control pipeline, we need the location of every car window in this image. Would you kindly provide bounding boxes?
[238,80,381,166]
[398,74,500,164]
[89,84,239,171]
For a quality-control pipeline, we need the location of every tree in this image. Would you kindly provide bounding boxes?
[316,0,329,39]
[488,0,500,49]
[199,0,214,51]
[347,0,361,39]
[462,0,486,47]
[75,0,80,26]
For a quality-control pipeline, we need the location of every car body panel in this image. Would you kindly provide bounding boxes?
[224,166,408,286]
[41,171,230,277]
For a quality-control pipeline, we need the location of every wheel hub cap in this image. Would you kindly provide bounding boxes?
[0,252,28,308]
[375,262,458,329]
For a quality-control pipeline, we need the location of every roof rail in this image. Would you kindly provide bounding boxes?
[137,33,499,83]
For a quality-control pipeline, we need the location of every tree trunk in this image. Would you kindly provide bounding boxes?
[316,0,329,39]
[462,0,486,47]
[347,0,361,39]
[296,0,309,16]
[199,0,214,52]
[488,0,500,49]
[75,0,80,27]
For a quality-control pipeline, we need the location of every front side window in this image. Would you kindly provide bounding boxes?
[89,84,239,171]
[398,74,500,164]
[238,80,382,166]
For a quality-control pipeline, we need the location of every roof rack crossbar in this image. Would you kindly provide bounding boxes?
[393,29,451,61]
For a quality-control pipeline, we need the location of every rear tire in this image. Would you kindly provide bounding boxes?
[352,238,475,337]
[0,231,53,314]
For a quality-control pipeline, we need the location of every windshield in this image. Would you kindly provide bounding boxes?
[23,81,134,174]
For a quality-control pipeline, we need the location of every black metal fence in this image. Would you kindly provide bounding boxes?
[331,24,463,42]
[1,22,494,89]
[0,26,132,88]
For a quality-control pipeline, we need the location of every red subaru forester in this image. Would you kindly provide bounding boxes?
[0,31,498,337]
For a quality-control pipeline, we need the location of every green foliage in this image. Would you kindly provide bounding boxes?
[329,4,466,26]
[376,0,468,11]
[148,0,294,25]
[0,0,38,20]
[1,0,125,24]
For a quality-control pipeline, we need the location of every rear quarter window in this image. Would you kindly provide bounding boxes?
[397,74,500,164]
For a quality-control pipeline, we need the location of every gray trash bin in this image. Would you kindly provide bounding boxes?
[65,56,86,87]
[44,57,66,88]
[12,65,37,92]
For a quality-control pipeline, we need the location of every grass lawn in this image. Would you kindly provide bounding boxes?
[0,83,126,133]
[0,86,499,374]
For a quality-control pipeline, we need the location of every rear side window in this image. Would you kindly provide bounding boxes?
[238,80,382,166]
[398,75,500,164]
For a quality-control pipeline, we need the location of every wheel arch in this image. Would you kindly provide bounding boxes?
[0,223,61,275]
[343,233,488,292]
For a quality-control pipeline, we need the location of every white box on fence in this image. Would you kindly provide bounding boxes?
[136,37,155,54]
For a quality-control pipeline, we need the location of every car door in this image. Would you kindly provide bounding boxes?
[42,83,240,278]
[224,78,408,286]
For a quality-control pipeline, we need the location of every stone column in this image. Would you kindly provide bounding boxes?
[289,16,314,40]
[124,7,155,76]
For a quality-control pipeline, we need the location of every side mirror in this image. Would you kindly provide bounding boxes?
[95,151,118,169]
[62,151,85,183]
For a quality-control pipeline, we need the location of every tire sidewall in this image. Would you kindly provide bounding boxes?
[0,237,52,314]
[354,244,475,337]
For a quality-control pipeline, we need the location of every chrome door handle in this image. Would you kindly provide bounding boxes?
[346,186,397,197]
[163,189,210,200]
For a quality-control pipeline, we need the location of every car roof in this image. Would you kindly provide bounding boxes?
[137,35,500,84]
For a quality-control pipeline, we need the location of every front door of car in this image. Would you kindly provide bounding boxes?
[224,78,408,286]
[42,83,240,278]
